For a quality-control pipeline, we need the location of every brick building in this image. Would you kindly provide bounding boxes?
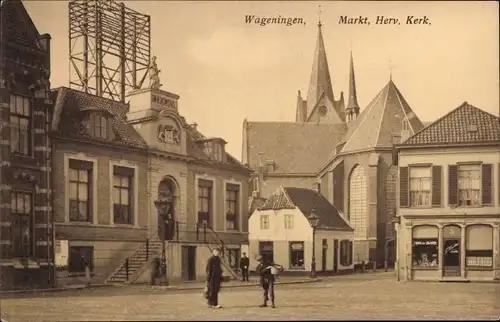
[0,0,54,289]
[50,88,150,286]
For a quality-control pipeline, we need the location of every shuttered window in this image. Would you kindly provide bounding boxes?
[448,165,458,206]
[431,166,442,207]
[481,164,492,205]
[399,167,409,208]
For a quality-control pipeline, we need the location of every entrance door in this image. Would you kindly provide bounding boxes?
[321,239,327,272]
[182,246,197,281]
[442,225,461,277]
[333,239,339,273]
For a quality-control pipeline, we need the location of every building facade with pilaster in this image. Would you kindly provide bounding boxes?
[126,78,252,283]
[0,0,54,289]
[395,103,500,282]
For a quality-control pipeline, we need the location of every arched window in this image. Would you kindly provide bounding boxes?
[348,165,367,238]
[465,225,493,268]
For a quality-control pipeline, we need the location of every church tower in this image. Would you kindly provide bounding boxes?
[296,19,345,124]
[345,51,360,122]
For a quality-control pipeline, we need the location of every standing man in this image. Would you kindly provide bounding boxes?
[206,248,223,309]
[256,256,276,308]
[240,252,250,282]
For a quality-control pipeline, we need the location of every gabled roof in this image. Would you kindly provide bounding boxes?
[340,80,424,154]
[248,195,267,217]
[243,121,347,173]
[51,87,148,149]
[258,186,352,231]
[400,102,500,146]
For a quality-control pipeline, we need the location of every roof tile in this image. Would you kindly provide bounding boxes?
[401,102,500,145]
[245,122,347,173]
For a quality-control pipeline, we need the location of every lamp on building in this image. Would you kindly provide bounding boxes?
[308,207,320,279]
[154,196,173,286]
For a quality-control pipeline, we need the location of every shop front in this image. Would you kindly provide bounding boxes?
[402,221,499,282]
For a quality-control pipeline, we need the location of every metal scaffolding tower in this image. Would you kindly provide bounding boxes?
[69,0,151,102]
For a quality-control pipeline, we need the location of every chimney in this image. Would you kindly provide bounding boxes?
[191,122,198,131]
[252,191,259,198]
[312,182,321,194]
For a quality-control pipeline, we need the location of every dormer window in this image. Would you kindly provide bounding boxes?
[198,137,227,162]
[214,143,223,162]
[402,119,409,131]
[93,114,107,139]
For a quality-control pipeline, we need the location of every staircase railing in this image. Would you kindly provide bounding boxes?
[105,231,162,284]
[195,223,240,280]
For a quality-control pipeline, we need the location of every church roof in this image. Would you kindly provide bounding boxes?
[258,186,352,231]
[400,102,500,146]
[340,79,424,154]
[243,122,347,174]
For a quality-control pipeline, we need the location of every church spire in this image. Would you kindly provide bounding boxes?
[346,51,360,122]
[305,16,335,119]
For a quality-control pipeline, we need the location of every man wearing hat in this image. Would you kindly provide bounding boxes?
[240,252,250,282]
[256,255,276,308]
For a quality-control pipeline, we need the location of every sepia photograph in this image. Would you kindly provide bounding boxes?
[0,0,499,320]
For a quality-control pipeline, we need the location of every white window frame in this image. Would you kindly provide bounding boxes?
[109,160,139,227]
[63,153,98,225]
[458,164,482,207]
[409,166,432,208]
[284,214,294,229]
[260,214,270,230]
[223,179,243,232]
[195,174,217,231]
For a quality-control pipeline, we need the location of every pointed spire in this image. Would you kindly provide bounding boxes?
[389,59,393,81]
[346,51,359,119]
[306,18,335,119]
[317,4,322,27]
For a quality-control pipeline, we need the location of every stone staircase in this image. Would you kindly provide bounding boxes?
[203,226,239,280]
[105,237,163,284]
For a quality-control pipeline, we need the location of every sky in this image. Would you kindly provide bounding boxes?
[24,1,499,159]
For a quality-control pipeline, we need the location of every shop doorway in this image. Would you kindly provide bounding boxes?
[321,239,327,272]
[442,225,461,277]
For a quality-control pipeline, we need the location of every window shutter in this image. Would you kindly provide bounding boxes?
[399,167,409,208]
[431,166,442,207]
[481,164,492,205]
[448,165,458,206]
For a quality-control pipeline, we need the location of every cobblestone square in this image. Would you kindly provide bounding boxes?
[1,274,499,321]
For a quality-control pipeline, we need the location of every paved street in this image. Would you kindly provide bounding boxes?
[1,274,499,321]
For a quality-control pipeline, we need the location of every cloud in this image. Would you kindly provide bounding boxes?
[185,27,290,72]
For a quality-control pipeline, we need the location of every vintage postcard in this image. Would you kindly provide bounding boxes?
[0,0,499,321]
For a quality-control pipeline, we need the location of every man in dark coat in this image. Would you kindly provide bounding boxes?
[206,248,223,308]
[256,256,276,308]
[240,252,250,282]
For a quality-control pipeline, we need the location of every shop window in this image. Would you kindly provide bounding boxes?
[340,240,353,266]
[289,241,305,269]
[409,167,431,207]
[412,225,438,267]
[68,246,94,274]
[465,225,493,268]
